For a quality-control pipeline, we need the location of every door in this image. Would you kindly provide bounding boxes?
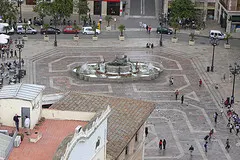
[21,107,30,128]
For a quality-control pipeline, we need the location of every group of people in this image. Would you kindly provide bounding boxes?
[13,114,30,135]
[145,25,152,34]
[175,89,185,104]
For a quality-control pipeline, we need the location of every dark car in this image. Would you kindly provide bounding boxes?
[40,27,61,34]
[156,27,173,34]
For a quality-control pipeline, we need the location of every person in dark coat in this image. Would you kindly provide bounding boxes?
[181,95,184,104]
[13,114,21,131]
[145,127,148,137]
[163,139,166,149]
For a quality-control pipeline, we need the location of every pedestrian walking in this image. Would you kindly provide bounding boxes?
[236,124,239,135]
[146,25,149,32]
[163,139,166,149]
[6,51,9,59]
[181,95,184,104]
[145,127,148,137]
[13,114,21,131]
[21,58,24,66]
[204,135,209,142]
[159,139,163,150]
[209,129,214,141]
[14,50,17,58]
[204,142,208,152]
[229,123,234,133]
[225,139,230,152]
[199,79,202,87]
[175,90,179,100]
[214,112,218,123]
[148,25,152,34]
[10,49,13,58]
[24,116,30,135]
[189,145,194,155]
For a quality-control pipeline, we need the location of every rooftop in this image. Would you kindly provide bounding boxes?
[0,83,45,101]
[0,119,87,160]
[50,92,156,159]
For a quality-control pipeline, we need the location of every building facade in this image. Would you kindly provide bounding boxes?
[215,0,240,32]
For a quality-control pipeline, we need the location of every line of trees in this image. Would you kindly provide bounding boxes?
[33,0,89,25]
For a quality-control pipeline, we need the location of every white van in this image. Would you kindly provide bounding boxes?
[0,23,14,34]
[209,30,225,39]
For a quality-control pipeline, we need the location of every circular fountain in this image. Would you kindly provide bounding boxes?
[72,55,163,82]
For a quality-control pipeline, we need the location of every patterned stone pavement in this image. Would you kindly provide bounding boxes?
[21,39,240,160]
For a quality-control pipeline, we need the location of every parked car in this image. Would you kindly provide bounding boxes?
[82,26,100,35]
[17,25,37,34]
[209,30,225,39]
[40,27,61,34]
[156,27,173,34]
[63,26,80,34]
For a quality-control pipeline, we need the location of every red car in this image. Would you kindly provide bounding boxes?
[63,26,80,34]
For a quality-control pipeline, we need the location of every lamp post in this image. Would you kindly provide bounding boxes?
[54,15,58,47]
[229,62,240,104]
[18,0,23,22]
[15,38,24,83]
[210,37,219,72]
[160,22,163,46]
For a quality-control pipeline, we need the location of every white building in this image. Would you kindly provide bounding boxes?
[0,83,45,129]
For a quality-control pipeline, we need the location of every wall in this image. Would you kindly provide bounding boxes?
[42,109,95,121]
[31,92,43,129]
[68,118,108,160]
[0,99,31,127]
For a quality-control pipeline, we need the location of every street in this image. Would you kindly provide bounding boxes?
[11,30,240,48]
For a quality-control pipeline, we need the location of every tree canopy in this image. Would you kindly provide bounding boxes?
[0,0,18,24]
[170,0,196,21]
[34,0,73,22]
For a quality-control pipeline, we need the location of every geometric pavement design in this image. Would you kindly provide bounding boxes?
[29,47,239,160]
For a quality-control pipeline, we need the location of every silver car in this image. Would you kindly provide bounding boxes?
[17,26,37,34]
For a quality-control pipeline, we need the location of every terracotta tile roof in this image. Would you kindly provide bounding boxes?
[5,119,87,160]
[50,92,156,159]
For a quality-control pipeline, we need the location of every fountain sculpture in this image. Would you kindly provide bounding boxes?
[72,55,163,82]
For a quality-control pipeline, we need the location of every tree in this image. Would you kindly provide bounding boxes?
[74,0,90,24]
[170,0,196,20]
[0,0,18,24]
[34,0,73,22]
[104,15,113,27]
[33,1,49,23]
[118,24,125,36]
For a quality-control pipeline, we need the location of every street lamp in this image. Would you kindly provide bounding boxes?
[229,62,240,103]
[18,0,23,22]
[210,37,219,72]
[15,38,24,83]
[54,15,58,47]
[159,22,163,46]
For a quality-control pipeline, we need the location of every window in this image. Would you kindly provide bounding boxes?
[95,137,101,150]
